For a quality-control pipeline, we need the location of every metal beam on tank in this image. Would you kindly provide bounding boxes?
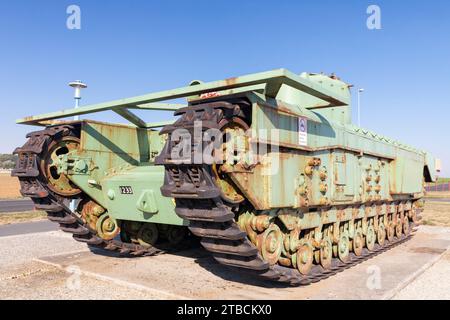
[17,69,350,126]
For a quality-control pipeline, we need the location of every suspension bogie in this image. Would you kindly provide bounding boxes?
[235,200,418,278]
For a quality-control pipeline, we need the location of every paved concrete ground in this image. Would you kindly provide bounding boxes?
[0,225,449,300]
[393,249,450,299]
[0,231,171,299]
[0,199,34,213]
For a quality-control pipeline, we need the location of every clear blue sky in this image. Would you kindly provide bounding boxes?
[1,0,449,176]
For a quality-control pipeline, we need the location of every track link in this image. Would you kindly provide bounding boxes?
[178,198,415,285]
[157,101,419,285]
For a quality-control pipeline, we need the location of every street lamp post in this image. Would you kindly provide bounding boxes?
[357,88,364,127]
[68,81,87,211]
[69,80,87,121]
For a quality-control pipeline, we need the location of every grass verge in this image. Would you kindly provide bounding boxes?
[425,191,450,198]
[0,173,22,199]
[0,211,47,225]
[422,200,450,227]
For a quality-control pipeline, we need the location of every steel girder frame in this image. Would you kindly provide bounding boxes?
[17,69,350,128]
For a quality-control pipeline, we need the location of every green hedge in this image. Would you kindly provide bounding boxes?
[0,154,17,169]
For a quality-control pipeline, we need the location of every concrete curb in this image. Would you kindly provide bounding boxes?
[382,246,450,300]
[34,257,190,300]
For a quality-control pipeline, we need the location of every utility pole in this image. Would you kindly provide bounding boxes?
[357,88,364,127]
[69,80,87,120]
[68,81,87,211]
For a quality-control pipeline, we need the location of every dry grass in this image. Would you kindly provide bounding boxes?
[425,191,450,198]
[422,200,450,227]
[0,173,22,199]
[0,211,47,225]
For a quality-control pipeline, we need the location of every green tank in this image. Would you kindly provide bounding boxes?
[13,69,438,285]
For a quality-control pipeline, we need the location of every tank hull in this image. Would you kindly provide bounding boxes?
[156,98,426,284]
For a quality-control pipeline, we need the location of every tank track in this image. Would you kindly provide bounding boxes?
[12,125,165,257]
[157,101,420,285]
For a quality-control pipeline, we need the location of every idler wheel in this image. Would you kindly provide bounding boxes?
[41,136,81,197]
[353,229,364,256]
[337,232,350,262]
[96,214,119,240]
[366,225,376,251]
[137,223,159,247]
[80,199,105,231]
[320,237,333,269]
[377,221,386,246]
[212,121,249,204]
[256,223,282,265]
[395,217,403,238]
[403,216,410,235]
[387,221,395,242]
[295,240,314,275]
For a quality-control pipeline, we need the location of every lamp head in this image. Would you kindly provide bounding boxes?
[69,80,87,99]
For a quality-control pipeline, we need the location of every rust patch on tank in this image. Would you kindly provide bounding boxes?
[225,77,238,86]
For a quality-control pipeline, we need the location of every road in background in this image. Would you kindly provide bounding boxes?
[426,198,450,203]
[0,199,34,213]
[0,220,57,237]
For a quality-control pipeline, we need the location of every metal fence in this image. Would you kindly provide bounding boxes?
[425,182,450,192]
